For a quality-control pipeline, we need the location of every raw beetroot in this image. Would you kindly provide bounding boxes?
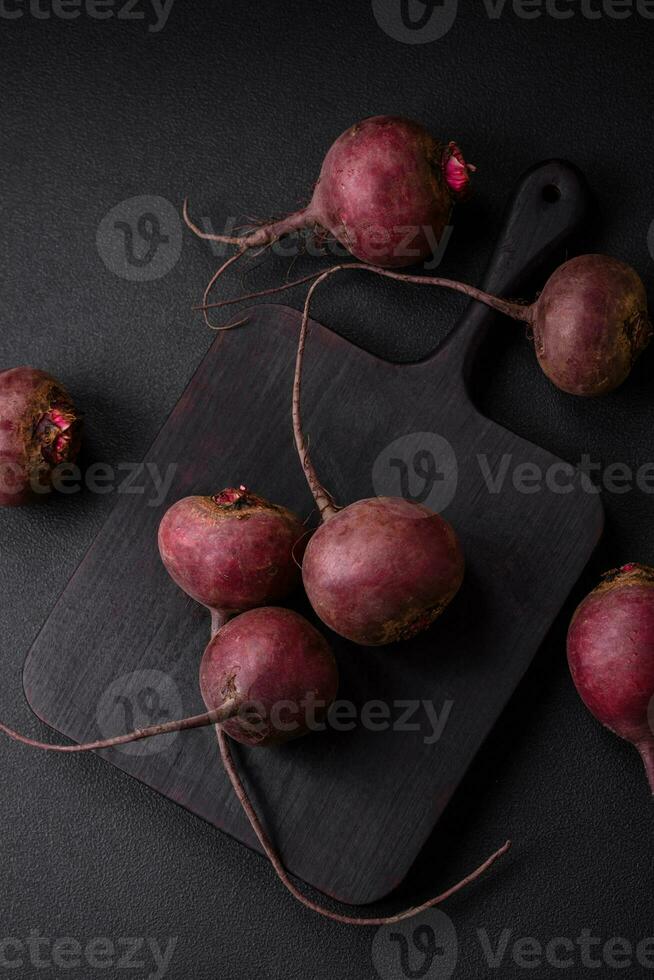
[291,284,464,646]
[207,253,651,397]
[0,607,337,752]
[0,602,509,924]
[0,367,82,506]
[183,115,473,323]
[158,486,306,628]
[302,497,464,646]
[200,606,337,746]
[567,563,654,792]
[324,254,650,396]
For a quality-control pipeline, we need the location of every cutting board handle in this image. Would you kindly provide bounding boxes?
[440,159,590,375]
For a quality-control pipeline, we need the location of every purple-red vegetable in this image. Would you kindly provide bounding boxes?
[183,115,473,324]
[201,254,651,398]
[0,607,335,752]
[567,563,654,793]
[200,606,337,747]
[158,486,306,629]
[291,286,464,646]
[0,601,509,924]
[0,367,82,506]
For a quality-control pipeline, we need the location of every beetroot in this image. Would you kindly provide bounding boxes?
[0,607,337,753]
[158,486,306,628]
[0,603,509,924]
[183,115,473,323]
[335,254,650,396]
[303,498,464,646]
[208,253,651,397]
[308,116,472,267]
[200,606,337,746]
[291,288,464,646]
[529,255,651,395]
[0,367,82,505]
[567,563,654,792]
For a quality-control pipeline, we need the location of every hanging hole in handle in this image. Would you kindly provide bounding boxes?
[542,184,561,203]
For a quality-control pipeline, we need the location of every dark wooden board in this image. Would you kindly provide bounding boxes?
[23,161,603,906]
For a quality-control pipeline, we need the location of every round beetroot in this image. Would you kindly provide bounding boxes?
[567,563,654,792]
[303,497,464,646]
[0,601,509,925]
[0,607,337,754]
[183,114,473,324]
[200,606,338,746]
[291,283,464,647]
[238,252,649,399]
[308,116,471,267]
[0,366,82,506]
[531,255,651,396]
[158,486,306,621]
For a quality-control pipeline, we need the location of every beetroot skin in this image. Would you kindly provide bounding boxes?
[200,606,338,746]
[185,115,472,267]
[277,252,650,400]
[303,497,464,646]
[309,116,471,267]
[531,255,651,396]
[291,286,464,646]
[567,563,654,791]
[0,367,81,506]
[183,115,473,325]
[158,486,306,619]
[0,607,338,754]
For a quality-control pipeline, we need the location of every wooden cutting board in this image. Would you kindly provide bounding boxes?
[23,160,603,906]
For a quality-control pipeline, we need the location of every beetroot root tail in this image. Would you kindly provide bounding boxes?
[0,698,240,753]
[217,728,511,926]
[183,198,319,329]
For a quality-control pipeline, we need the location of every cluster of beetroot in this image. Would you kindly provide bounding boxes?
[183,113,654,790]
[2,113,654,924]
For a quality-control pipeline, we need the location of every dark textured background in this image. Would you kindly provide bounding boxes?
[1,3,653,978]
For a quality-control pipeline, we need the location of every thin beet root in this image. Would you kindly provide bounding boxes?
[217,727,511,926]
[158,486,307,629]
[184,115,473,326]
[567,563,654,793]
[0,700,240,753]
